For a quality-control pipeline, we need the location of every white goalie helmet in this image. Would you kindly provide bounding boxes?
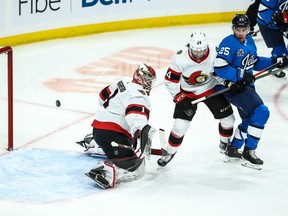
[189,32,208,60]
[132,63,156,93]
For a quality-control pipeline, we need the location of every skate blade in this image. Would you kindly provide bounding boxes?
[85,173,110,189]
[241,160,262,170]
[157,165,164,170]
[223,155,241,163]
[219,149,226,155]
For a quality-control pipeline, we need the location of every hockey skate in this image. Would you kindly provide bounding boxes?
[76,134,106,157]
[219,140,230,154]
[85,166,111,189]
[224,145,242,163]
[241,146,263,170]
[157,152,176,167]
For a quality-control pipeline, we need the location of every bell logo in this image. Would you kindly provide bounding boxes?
[82,0,132,7]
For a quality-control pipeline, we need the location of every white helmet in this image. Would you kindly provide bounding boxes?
[189,32,208,60]
[132,63,156,92]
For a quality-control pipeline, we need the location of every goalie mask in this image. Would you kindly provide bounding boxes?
[188,32,208,60]
[132,63,156,93]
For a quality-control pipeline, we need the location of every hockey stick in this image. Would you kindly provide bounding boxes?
[250,20,274,37]
[159,129,168,156]
[111,141,163,156]
[191,62,283,105]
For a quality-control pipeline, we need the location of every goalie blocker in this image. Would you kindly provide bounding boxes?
[85,124,156,189]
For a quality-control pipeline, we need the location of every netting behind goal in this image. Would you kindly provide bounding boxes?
[0,46,13,151]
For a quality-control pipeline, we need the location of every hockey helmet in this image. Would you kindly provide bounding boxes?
[133,63,156,92]
[188,32,208,60]
[232,14,250,28]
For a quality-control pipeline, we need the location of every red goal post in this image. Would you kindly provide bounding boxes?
[0,46,13,151]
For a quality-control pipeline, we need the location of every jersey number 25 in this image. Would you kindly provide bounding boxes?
[218,47,230,56]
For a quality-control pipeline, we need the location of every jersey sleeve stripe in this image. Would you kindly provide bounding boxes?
[99,85,111,101]
[125,104,150,119]
[165,68,181,83]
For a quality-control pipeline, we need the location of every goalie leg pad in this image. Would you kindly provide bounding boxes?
[86,158,145,188]
[113,155,144,172]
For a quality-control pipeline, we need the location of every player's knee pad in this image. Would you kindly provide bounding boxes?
[172,118,190,136]
[219,113,235,128]
[251,104,270,126]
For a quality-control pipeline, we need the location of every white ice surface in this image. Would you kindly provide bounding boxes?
[0,23,288,216]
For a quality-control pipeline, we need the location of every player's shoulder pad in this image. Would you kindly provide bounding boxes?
[219,34,236,49]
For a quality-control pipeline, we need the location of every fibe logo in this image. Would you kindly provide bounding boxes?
[82,0,132,7]
[19,0,61,15]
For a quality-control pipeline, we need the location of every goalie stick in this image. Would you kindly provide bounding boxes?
[191,62,285,105]
[111,128,168,156]
[158,129,168,156]
[111,141,163,156]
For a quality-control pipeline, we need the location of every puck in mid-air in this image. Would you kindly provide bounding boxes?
[56,100,61,107]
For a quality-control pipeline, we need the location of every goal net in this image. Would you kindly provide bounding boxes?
[0,46,13,151]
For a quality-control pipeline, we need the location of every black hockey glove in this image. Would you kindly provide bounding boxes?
[241,72,255,86]
[225,80,244,95]
[173,92,192,110]
[273,56,288,68]
[272,11,288,32]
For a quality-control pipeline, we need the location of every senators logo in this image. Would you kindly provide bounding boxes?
[182,71,208,85]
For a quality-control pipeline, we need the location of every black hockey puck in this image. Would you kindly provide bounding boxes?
[56,100,61,107]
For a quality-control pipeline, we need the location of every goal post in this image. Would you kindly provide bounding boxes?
[0,46,13,151]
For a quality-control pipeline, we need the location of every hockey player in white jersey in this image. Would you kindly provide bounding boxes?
[84,63,157,189]
[158,32,235,167]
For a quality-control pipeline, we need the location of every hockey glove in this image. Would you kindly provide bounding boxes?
[173,92,192,110]
[272,11,288,32]
[273,56,288,68]
[241,72,255,86]
[225,80,243,95]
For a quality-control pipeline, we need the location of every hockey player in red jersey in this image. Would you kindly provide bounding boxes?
[84,63,157,189]
[157,32,235,167]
